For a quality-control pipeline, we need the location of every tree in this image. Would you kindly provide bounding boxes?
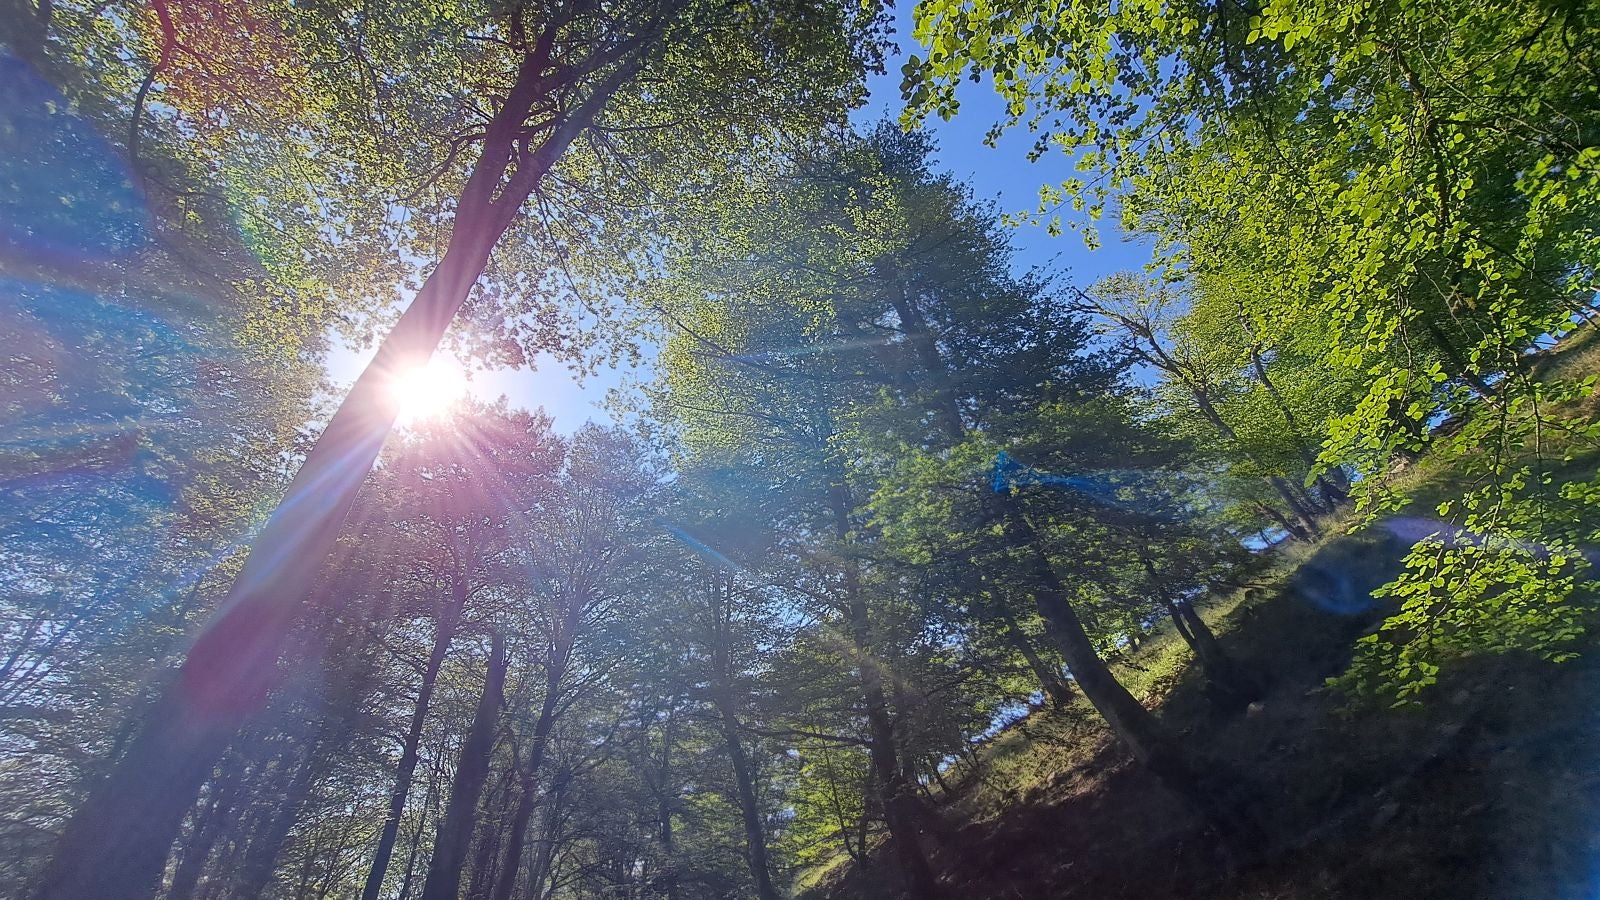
[643,224,949,892]
[28,2,882,895]
[359,407,560,899]
[483,425,660,900]
[418,631,506,900]
[645,482,788,900]
[647,127,1263,853]
[1078,272,1333,540]
[902,0,1600,700]
[0,46,323,895]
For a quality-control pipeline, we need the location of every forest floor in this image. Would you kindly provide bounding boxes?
[804,327,1600,900]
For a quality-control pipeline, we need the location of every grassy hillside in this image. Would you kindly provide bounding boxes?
[802,328,1600,900]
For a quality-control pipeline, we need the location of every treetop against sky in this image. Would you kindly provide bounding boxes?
[321,2,1152,435]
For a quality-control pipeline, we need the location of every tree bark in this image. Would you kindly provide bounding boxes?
[488,674,562,900]
[397,740,451,900]
[165,760,240,900]
[827,480,942,899]
[230,745,320,900]
[520,773,568,900]
[996,496,1257,841]
[711,696,780,900]
[1163,595,1258,709]
[1235,308,1344,511]
[885,262,1260,842]
[466,765,518,900]
[363,609,460,900]
[701,574,780,900]
[655,717,681,900]
[1269,475,1323,537]
[995,603,1075,707]
[421,634,508,900]
[1253,500,1310,542]
[998,498,1166,756]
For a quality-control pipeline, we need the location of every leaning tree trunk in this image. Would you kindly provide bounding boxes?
[1161,595,1259,710]
[466,764,519,900]
[704,575,780,900]
[1001,497,1181,761]
[397,739,451,900]
[655,718,681,900]
[1234,306,1345,511]
[1254,500,1311,542]
[521,772,569,900]
[1141,555,1260,709]
[862,673,941,899]
[964,559,1076,708]
[1192,383,1322,538]
[230,742,320,900]
[165,758,242,900]
[997,497,1257,841]
[995,603,1076,707]
[421,634,508,900]
[31,44,634,900]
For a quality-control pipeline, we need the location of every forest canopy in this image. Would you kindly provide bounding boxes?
[2,0,1598,898]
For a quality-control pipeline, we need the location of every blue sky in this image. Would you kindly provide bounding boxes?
[327,7,1156,432]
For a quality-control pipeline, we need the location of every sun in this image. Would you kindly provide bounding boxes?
[389,355,468,425]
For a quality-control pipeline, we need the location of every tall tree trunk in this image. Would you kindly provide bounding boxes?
[887,262,1259,842]
[421,634,508,900]
[998,497,1164,757]
[1169,602,1197,646]
[166,760,241,900]
[832,272,953,883]
[963,558,1075,707]
[1235,308,1344,510]
[711,696,780,900]
[827,479,942,899]
[1269,475,1323,537]
[1138,554,1259,708]
[488,677,562,900]
[397,740,451,900]
[466,763,519,900]
[520,773,568,900]
[488,775,536,900]
[31,45,626,899]
[1253,500,1310,542]
[862,677,940,899]
[655,717,680,900]
[364,611,460,900]
[1190,375,1321,536]
[704,575,780,900]
[1161,596,1258,709]
[230,744,320,900]
[1424,318,1498,399]
[1131,318,1322,539]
